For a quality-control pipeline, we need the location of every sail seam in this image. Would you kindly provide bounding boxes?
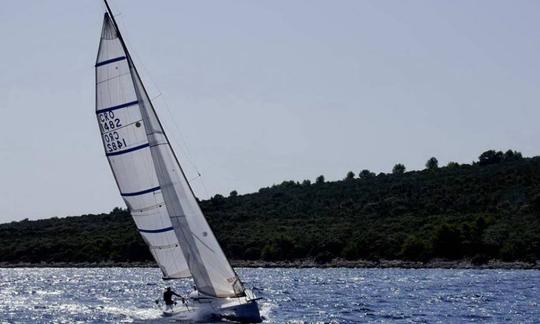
[96,71,131,85]
[95,56,127,67]
[97,100,139,114]
[106,143,149,156]
[191,232,216,253]
[131,211,161,217]
[121,186,161,197]
[149,142,169,148]
[132,203,165,214]
[150,243,179,250]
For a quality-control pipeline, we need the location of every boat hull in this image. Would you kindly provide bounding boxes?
[219,299,262,323]
[164,296,262,323]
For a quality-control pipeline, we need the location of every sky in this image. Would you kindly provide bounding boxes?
[1,0,540,222]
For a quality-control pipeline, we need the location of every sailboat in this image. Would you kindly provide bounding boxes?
[94,1,262,322]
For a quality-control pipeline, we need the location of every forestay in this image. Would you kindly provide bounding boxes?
[95,13,244,298]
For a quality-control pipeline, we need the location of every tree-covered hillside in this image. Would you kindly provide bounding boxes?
[1,150,539,265]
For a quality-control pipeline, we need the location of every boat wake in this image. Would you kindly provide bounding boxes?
[259,301,276,322]
[101,305,162,321]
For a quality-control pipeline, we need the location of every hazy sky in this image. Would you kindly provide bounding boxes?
[1,0,540,222]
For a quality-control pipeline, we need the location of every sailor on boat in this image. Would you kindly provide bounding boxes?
[163,287,184,311]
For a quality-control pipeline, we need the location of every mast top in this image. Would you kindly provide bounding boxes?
[102,0,117,32]
[101,0,132,63]
[103,0,113,15]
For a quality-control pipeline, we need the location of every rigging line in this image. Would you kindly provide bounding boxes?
[100,119,143,135]
[189,173,202,182]
[102,0,211,201]
[156,95,212,199]
[118,29,211,199]
[151,93,163,101]
[131,57,202,175]
[101,0,121,19]
[101,4,201,179]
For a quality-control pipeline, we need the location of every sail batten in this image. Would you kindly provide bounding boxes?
[96,100,139,113]
[120,186,161,197]
[96,56,127,67]
[96,11,244,298]
[138,227,175,233]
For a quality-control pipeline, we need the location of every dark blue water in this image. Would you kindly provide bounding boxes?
[0,268,538,323]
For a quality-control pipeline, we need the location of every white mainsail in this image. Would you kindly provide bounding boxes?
[95,13,243,298]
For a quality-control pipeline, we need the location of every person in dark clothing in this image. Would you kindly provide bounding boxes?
[163,287,182,311]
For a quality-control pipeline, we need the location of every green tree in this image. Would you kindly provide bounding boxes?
[229,190,238,198]
[212,194,224,200]
[359,169,376,180]
[315,175,325,184]
[432,223,463,259]
[426,157,439,170]
[503,150,523,162]
[392,163,406,175]
[261,244,278,261]
[1,148,539,265]
[478,150,503,166]
[400,235,429,261]
[345,171,355,181]
[446,161,460,168]
[211,194,225,206]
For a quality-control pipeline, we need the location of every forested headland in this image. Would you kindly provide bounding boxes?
[1,149,539,267]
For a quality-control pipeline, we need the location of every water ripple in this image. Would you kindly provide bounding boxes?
[0,268,538,323]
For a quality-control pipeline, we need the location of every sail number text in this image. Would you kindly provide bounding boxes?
[99,111,122,131]
[103,131,128,152]
[98,111,129,153]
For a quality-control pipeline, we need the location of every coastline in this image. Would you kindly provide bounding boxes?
[1,259,538,270]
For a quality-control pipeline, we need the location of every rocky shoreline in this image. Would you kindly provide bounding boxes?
[234,259,540,269]
[1,259,538,269]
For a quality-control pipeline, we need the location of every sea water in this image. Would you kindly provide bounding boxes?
[0,268,538,323]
